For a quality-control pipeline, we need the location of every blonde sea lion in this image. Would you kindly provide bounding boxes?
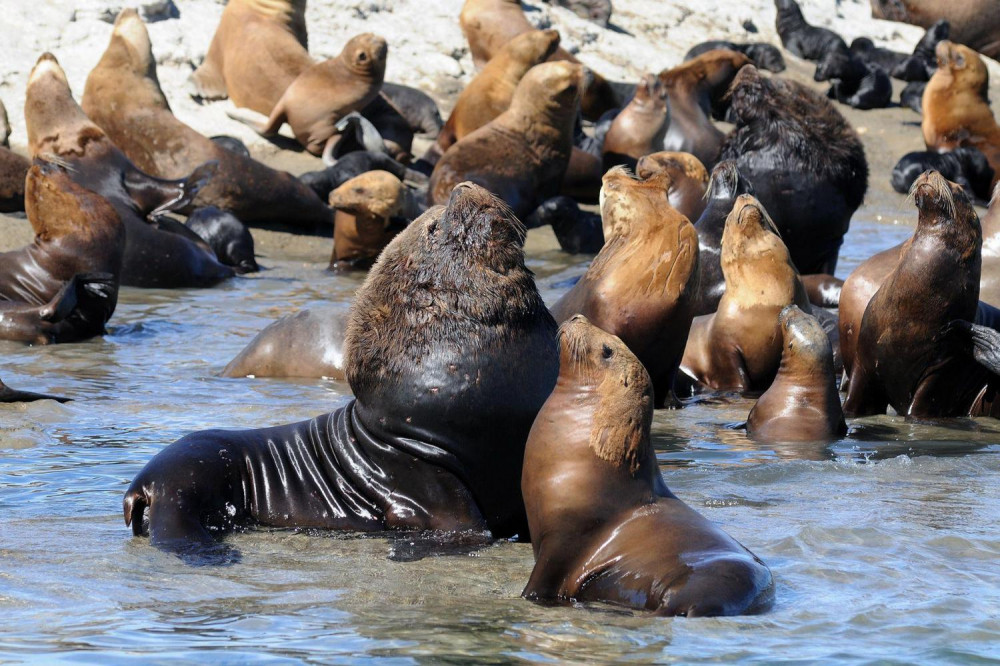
[521,315,774,617]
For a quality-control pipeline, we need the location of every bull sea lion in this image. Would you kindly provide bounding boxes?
[922,41,1000,188]
[747,305,846,442]
[634,151,709,222]
[843,171,999,417]
[602,74,668,171]
[329,170,419,272]
[685,41,786,73]
[0,161,122,344]
[521,315,774,616]
[81,10,333,232]
[870,1,1000,61]
[459,0,618,120]
[551,166,699,407]
[124,182,559,554]
[427,30,561,165]
[680,194,812,393]
[720,65,868,275]
[774,0,847,61]
[26,54,233,289]
[658,49,751,168]
[429,61,581,218]
[0,377,70,403]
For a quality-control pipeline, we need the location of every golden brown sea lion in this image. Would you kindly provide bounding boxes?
[521,315,774,616]
[746,305,846,442]
[922,41,1000,187]
[680,194,811,393]
[429,61,581,218]
[551,166,699,407]
[602,74,669,171]
[81,10,332,232]
[329,170,418,272]
[635,150,710,222]
[871,0,1000,60]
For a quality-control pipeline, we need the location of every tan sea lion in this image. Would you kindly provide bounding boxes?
[635,150,710,222]
[427,29,561,164]
[459,0,618,120]
[521,315,774,617]
[551,166,699,407]
[329,170,418,272]
[922,41,1000,187]
[871,0,1000,60]
[602,74,669,171]
[747,305,846,442]
[81,10,333,232]
[430,61,581,218]
[680,194,811,393]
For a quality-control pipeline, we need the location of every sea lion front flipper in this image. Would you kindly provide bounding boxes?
[226,105,284,137]
[124,161,219,218]
[943,319,1000,377]
[186,65,229,102]
[385,529,494,562]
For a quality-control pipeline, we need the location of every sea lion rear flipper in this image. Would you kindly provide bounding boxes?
[124,161,219,218]
[226,105,283,136]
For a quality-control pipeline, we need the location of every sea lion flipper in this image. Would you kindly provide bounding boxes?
[123,161,220,218]
[38,276,80,323]
[186,66,229,102]
[226,105,283,136]
[943,319,1000,377]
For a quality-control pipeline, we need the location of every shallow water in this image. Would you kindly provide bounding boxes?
[2,208,999,664]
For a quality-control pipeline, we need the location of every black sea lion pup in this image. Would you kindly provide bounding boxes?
[0,377,70,403]
[849,37,908,75]
[685,41,786,73]
[815,43,892,110]
[185,207,259,274]
[524,196,604,255]
[747,306,846,443]
[891,148,994,203]
[720,65,868,275]
[299,151,428,202]
[124,182,559,555]
[774,0,847,61]
[900,81,926,113]
[893,19,949,82]
[522,316,774,616]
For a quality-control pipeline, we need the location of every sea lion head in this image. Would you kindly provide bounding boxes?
[341,33,388,80]
[512,61,583,119]
[25,158,121,242]
[720,193,793,292]
[109,9,156,77]
[505,29,561,65]
[329,170,404,220]
[777,304,835,374]
[910,170,980,246]
[635,151,708,186]
[934,41,988,97]
[705,160,755,201]
[724,64,771,123]
[814,42,853,82]
[436,181,527,267]
[557,314,653,476]
[599,165,672,239]
[25,54,106,158]
[631,73,668,111]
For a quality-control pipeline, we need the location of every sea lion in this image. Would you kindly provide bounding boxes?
[459,0,618,120]
[521,315,774,617]
[602,74,669,171]
[680,194,811,393]
[658,50,751,168]
[124,182,559,554]
[524,196,604,254]
[81,10,333,232]
[299,151,428,202]
[185,207,259,274]
[848,37,909,76]
[921,41,1000,188]
[0,377,70,403]
[843,171,999,417]
[891,148,994,203]
[685,41,786,73]
[429,61,581,218]
[900,81,926,113]
[746,305,846,442]
[0,147,29,213]
[892,19,949,82]
[0,160,122,344]
[427,30,561,165]
[328,170,419,272]
[774,0,847,61]
[814,43,892,110]
[870,1,1000,60]
[550,167,699,407]
[634,151,710,222]
[358,83,444,161]
[26,53,233,289]
[720,65,868,275]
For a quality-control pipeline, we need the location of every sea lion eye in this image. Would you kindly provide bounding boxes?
[602,344,613,359]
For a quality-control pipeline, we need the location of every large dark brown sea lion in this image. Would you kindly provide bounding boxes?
[922,41,1000,188]
[871,0,1000,60]
[124,183,559,555]
[634,151,710,222]
[602,74,669,171]
[429,61,581,218]
[843,171,1000,417]
[81,10,332,232]
[459,0,618,120]
[427,29,561,164]
[720,65,868,275]
[521,315,774,617]
[0,161,122,344]
[680,194,811,393]
[658,49,751,168]
[551,167,699,407]
[26,54,233,289]
[747,305,846,442]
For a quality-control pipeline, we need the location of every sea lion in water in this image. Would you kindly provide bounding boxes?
[124,183,559,554]
[602,74,669,171]
[774,0,847,61]
[921,41,1000,188]
[0,161,122,344]
[550,166,699,407]
[184,207,259,274]
[680,194,811,393]
[634,151,710,222]
[429,61,581,218]
[658,50,751,168]
[720,65,868,275]
[0,377,70,403]
[459,0,618,120]
[521,315,774,616]
[746,305,846,443]
[843,171,1000,417]
[26,53,233,289]
[427,30,561,165]
[81,10,332,232]
[870,1,1000,61]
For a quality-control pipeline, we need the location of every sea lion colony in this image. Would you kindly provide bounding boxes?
[2,0,1000,619]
